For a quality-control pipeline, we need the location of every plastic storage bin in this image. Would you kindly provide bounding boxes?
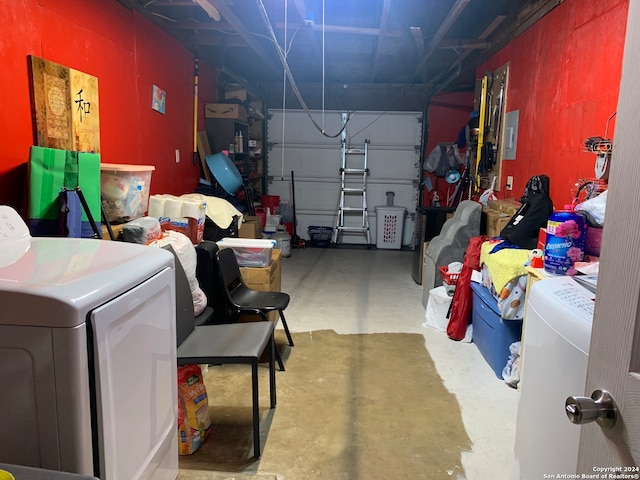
[470,282,523,379]
[375,206,406,249]
[216,238,275,267]
[101,163,155,223]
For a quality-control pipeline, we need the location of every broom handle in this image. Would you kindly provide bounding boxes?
[291,170,298,238]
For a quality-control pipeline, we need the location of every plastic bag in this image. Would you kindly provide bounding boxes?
[122,216,162,244]
[502,341,521,389]
[478,176,498,206]
[574,189,607,227]
[424,286,452,332]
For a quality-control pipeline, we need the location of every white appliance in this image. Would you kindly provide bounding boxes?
[0,206,178,480]
[514,276,595,478]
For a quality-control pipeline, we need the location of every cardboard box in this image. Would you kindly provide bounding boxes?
[487,199,521,217]
[482,207,511,238]
[204,103,247,121]
[239,216,263,239]
[240,249,281,291]
[224,87,247,101]
[240,249,282,322]
[102,223,124,240]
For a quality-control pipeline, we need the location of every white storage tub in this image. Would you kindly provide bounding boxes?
[100,163,155,223]
[216,238,276,267]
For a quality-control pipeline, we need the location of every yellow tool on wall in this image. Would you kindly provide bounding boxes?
[475,75,489,190]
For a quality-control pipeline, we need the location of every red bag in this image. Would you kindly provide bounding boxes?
[446,235,489,341]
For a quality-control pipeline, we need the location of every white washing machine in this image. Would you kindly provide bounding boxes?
[0,207,178,480]
[513,275,595,479]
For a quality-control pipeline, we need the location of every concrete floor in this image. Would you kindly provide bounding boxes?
[279,246,519,480]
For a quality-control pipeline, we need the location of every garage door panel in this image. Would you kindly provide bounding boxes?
[338,112,423,147]
[267,109,422,247]
[268,111,344,145]
[268,178,338,213]
[268,146,341,178]
[269,145,418,180]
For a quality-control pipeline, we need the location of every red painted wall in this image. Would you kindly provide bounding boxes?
[425,92,475,153]
[2,0,627,216]
[478,0,628,207]
[0,0,218,216]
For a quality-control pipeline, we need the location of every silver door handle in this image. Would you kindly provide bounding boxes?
[565,389,617,428]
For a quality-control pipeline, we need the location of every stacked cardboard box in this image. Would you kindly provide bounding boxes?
[482,199,521,238]
[204,103,247,121]
[224,86,247,101]
[239,215,263,238]
[239,249,282,322]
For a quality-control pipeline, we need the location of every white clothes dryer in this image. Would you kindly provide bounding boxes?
[514,275,595,479]
[0,206,178,480]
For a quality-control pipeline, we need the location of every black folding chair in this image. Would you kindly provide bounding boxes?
[166,245,276,457]
[216,247,294,371]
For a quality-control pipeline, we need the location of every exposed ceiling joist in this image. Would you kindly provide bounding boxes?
[192,0,220,21]
[206,0,282,78]
[429,15,506,89]
[410,27,425,57]
[438,39,490,50]
[291,0,322,61]
[476,0,562,63]
[275,22,402,37]
[124,0,558,111]
[174,21,228,31]
[413,0,471,82]
[370,0,393,82]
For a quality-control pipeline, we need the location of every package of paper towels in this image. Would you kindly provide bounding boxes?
[149,194,207,244]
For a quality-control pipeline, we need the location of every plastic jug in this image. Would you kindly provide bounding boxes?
[544,206,587,275]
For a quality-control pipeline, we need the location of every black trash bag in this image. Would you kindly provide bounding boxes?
[499,175,553,249]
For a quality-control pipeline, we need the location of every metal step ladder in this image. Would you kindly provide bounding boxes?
[332,139,371,246]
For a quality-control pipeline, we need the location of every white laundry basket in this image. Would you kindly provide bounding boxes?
[375,206,406,249]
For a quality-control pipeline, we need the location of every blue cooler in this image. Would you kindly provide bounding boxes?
[470,282,523,379]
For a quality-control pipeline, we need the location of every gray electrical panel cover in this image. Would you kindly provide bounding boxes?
[503,110,519,160]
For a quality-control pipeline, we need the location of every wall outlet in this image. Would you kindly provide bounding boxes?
[506,176,514,190]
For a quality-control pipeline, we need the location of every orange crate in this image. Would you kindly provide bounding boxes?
[439,265,460,285]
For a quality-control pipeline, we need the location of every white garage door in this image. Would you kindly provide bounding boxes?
[266,109,423,247]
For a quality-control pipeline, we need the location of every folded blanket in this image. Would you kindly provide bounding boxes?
[480,241,531,292]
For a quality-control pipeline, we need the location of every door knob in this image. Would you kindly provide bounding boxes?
[565,389,617,429]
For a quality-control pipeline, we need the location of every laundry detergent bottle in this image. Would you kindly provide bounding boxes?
[543,206,587,275]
